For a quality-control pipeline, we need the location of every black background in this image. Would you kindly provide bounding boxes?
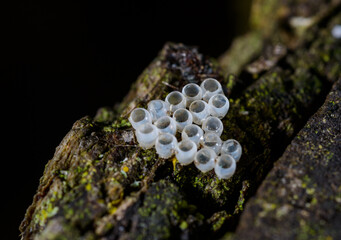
[5,1,251,238]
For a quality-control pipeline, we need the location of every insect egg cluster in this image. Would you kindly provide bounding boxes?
[129,78,242,179]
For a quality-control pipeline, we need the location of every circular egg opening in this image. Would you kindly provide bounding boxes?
[212,95,226,108]
[179,140,194,152]
[158,134,174,145]
[190,101,205,113]
[132,109,146,122]
[196,149,211,164]
[184,84,200,97]
[206,118,221,131]
[184,125,198,137]
[204,79,218,92]
[218,156,233,169]
[168,92,183,105]
[156,117,170,129]
[226,141,237,152]
[174,109,189,123]
[203,134,219,147]
[150,100,163,110]
[139,124,154,134]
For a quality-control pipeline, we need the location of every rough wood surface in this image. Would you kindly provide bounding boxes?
[232,74,341,240]
[20,0,341,239]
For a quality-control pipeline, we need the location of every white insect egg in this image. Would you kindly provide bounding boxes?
[173,108,193,132]
[175,139,197,165]
[130,77,242,179]
[202,116,224,136]
[129,108,152,130]
[208,94,229,119]
[189,100,210,125]
[154,116,177,135]
[200,78,223,102]
[135,123,158,149]
[331,25,341,39]
[194,147,216,173]
[182,124,204,147]
[155,133,178,159]
[202,132,222,155]
[182,83,203,107]
[221,139,242,162]
[214,154,236,179]
[165,91,187,113]
[147,100,170,122]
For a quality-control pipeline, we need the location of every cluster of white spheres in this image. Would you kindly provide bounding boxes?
[128,78,242,180]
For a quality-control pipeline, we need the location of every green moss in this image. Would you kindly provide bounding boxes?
[140,148,157,164]
[33,189,62,227]
[132,180,202,240]
[112,118,131,129]
[208,211,230,232]
[94,107,115,123]
[234,181,250,213]
[297,220,330,240]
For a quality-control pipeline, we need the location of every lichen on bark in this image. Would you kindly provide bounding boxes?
[232,76,341,240]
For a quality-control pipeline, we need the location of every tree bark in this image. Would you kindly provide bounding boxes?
[20,0,341,239]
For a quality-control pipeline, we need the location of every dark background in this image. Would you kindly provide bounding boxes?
[5,1,251,238]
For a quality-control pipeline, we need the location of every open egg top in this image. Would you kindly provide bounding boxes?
[129,78,242,179]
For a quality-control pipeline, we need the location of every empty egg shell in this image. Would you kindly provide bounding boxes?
[176,139,197,165]
[215,154,236,179]
[155,133,178,159]
[182,83,203,107]
[173,108,193,133]
[194,147,216,173]
[129,108,152,130]
[182,124,204,147]
[200,78,223,102]
[208,94,229,119]
[135,123,158,149]
[221,139,242,162]
[189,100,210,125]
[202,116,224,136]
[165,91,187,113]
[154,116,177,135]
[202,132,222,155]
[147,100,170,122]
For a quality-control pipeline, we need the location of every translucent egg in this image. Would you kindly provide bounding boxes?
[202,116,223,136]
[129,108,152,130]
[155,133,178,159]
[135,123,158,149]
[182,124,204,147]
[200,78,223,102]
[208,94,229,119]
[154,116,177,135]
[147,100,170,122]
[194,147,216,173]
[215,154,236,179]
[202,132,222,155]
[182,83,203,107]
[221,139,242,162]
[189,100,210,125]
[332,25,341,39]
[173,108,193,133]
[175,139,197,165]
[165,91,187,113]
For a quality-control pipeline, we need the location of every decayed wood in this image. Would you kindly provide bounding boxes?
[20,1,341,239]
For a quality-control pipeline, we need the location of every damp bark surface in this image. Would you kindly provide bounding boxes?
[232,70,341,240]
[20,1,341,239]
